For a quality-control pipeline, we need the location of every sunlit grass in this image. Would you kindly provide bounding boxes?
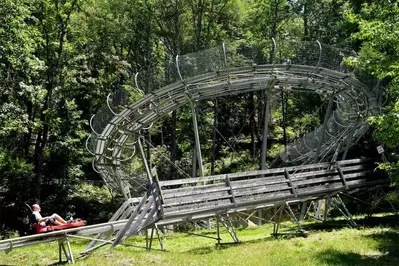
[1,218,398,266]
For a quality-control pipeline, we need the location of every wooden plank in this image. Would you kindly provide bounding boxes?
[290,164,369,179]
[162,177,386,220]
[163,191,232,207]
[163,199,232,214]
[233,183,292,197]
[162,183,228,198]
[229,167,371,192]
[229,174,286,189]
[162,170,372,204]
[234,191,292,203]
[293,171,370,188]
[158,158,371,187]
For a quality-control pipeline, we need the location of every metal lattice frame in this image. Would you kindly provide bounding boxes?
[88,41,381,197]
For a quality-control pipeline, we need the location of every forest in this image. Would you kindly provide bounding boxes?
[1,0,399,236]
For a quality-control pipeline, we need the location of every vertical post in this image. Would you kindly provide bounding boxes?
[190,102,204,177]
[58,240,62,263]
[149,228,154,250]
[216,216,221,245]
[341,118,360,160]
[282,90,288,152]
[299,202,308,221]
[192,146,197,177]
[138,136,153,183]
[156,227,164,251]
[145,229,149,249]
[260,90,271,170]
[147,130,152,169]
[323,198,331,222]
[315,95,335,162]
[65,237,75,264]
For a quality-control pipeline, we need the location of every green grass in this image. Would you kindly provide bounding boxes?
[1,218,398,266]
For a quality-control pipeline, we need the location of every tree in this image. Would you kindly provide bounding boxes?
[348,0,399,181]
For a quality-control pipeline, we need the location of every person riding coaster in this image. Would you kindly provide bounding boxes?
[31,204,86,233]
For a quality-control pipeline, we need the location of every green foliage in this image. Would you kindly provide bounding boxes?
[1,0,399,235]
[347,1,399,181]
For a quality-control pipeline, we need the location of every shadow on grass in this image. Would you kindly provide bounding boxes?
[366,230,399,257]
[186,233,282,255]
[317,230,399,266]
[48,262,69,266]
[302,214,399,233]
[317,249,398,266]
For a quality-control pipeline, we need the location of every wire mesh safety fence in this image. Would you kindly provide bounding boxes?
[88,40,383,196]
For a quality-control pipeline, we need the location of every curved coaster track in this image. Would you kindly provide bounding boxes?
[0,41,390,263]
[86,41,389,248]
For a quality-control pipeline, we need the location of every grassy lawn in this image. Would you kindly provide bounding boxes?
[1,217,398,266]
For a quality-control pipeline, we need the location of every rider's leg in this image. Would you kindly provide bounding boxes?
[51,213,68,225]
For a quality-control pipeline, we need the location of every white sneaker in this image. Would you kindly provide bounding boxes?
[68,217,73,224]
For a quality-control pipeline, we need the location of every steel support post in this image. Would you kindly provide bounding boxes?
[138,136,153,183]
[58,237,75,264]
[221,215,239,243]
[216,216,221,245]
[332,195,357,227]
[323,198,331,222]
[58,240,63,263]
[315,95,335,162]
[155,227,164,251]
[258,209,263,227]
[285,203,304,232]
[65,237,75,264]
[261,89,271,170]
[282,91,288,153]
[315,200,323,220]
[273,205,285,236]
[190,102,204,177]
[192,145,197,177]
[147,228,154,250]
[341,118,360,160]
[299,202,308,221]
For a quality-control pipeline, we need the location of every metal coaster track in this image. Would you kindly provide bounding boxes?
[0,41,387,263]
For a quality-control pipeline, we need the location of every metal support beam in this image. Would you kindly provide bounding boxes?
[192,144,197,177]
[284,169,297,197]
[261,88,272,170]
[58,237,75,264]
[225,175,237,207]
[216,216,221,245]
[190,102,205,177]
[336,164,348,189]
[332,195,357,227]
[282,90,288,152]
[323,198,331,222]
[221,215,239,243]
[65,237,75,264]
[299,202,308,221]
[315,95,335,162]
[138,136,153,183]
[285,203,305,233]
[272,205,285,236]
[341,118,360,160]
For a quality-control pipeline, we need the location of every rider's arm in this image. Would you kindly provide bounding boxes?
[33,212,50,223]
